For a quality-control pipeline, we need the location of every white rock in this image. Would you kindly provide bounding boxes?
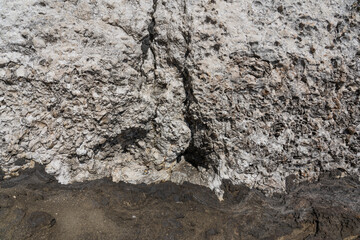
[0,0,359,198]
[32,37,46,48]
[15,66,27,78]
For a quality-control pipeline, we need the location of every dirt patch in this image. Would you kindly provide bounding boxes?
[0,165,359,240]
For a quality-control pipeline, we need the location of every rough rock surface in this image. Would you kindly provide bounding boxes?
[0,166,359,240]
[0,0,359,195]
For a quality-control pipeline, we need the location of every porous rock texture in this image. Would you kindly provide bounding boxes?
[0,0,359,195]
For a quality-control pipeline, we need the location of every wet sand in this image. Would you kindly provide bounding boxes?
[0,165,359,240]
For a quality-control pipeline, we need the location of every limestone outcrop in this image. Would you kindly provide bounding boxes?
[0,0,359,195]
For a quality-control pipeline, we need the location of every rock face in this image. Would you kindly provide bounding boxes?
[0,0,359,195]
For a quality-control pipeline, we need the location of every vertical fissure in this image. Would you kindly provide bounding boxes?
[144,0,216,172]
[176,1,216,172]
[140,0,158,81]
[149,0,158,80]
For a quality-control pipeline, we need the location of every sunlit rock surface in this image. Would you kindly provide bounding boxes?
[0,0,359,195]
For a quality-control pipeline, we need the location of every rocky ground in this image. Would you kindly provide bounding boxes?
[0,165,359,240]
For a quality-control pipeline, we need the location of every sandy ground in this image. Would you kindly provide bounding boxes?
[0,165,359,240]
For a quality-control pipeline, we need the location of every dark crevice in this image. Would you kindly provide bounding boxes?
[181,67,213,169]
[139,35,150,83]
[169,4,217,171]
[138,0,158,83]
[149,0,158,80]
[146,0,217,172]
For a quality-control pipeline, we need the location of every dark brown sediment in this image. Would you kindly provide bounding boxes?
[0,165,359,240]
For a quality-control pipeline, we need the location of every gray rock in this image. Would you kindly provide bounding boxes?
[0,0,359,197]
